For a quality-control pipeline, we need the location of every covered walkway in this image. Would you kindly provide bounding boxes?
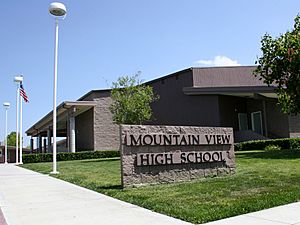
[26,101,96,153]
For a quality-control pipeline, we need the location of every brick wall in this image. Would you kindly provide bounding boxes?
[80,91,120,151]
[92,92,120,150]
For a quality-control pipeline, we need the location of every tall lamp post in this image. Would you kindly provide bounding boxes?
[49,2,67,174]
[3,102,10,164]
[14,76,23,164]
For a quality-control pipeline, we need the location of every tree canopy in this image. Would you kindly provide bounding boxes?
[6,132,19,147]
[110,73,159,125]
[254,15,300,114]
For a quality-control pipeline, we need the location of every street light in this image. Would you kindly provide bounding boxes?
[49,2,67,174]
[3,102,10,164]
[14,75,23,164]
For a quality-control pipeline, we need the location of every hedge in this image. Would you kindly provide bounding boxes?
[234,138,300,151]
[23,150,120,164]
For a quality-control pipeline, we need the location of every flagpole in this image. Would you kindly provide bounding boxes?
[16,86,19,164]
[14,76,23,164]
[19,88,23,164]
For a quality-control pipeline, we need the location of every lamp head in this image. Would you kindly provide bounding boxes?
[14,76,23,83]
[3,102,10,108]
[49,2,67,17]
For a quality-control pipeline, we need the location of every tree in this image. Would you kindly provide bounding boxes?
[254,15,300,114]
[110,73,159,124]
[6,132,20,147]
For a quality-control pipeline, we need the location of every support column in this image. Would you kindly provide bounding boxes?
[43,138,47,153]
[47,128,52,153]
[262,99,268,137]
[30,138,34,153]
[69,116,76,153]
[38,135,42,153]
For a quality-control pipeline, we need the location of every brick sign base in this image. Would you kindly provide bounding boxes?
[120,125,235,188]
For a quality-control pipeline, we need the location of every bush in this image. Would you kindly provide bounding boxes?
[289,139,300,150]
[23,150,120,164]
[234,138,300,151]
[264,145,281,151]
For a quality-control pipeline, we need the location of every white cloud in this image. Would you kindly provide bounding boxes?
[195,56,241,67]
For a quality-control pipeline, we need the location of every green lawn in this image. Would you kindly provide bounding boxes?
[21,150,300,224]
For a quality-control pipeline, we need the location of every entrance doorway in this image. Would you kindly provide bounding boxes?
[251,111,263,135]
[238,113,248,130]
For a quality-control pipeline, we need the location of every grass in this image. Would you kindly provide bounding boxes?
[21,150,300,224]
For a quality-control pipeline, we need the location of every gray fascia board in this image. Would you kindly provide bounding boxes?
[183,86,276,95]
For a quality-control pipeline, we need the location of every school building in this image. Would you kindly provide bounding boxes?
[25,66,300,152]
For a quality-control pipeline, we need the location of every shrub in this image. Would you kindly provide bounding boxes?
[234,138,300,151]
[264,145,281,151]
[23,150,120,164]
[289,139,300,150]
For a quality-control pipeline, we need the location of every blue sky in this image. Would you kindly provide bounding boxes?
[1,0,299,146]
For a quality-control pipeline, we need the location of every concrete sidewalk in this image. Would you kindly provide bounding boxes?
[0,164,299,225]
[202,202,300,225]
[0,164,192,225]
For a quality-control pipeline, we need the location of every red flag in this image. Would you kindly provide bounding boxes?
[20,83,29,103]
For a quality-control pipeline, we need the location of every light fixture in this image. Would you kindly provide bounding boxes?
[3,102,10,164]
[49,2,67,174]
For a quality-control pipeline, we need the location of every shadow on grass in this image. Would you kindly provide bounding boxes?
[97,185,123,190]
[85,182,123,191]
[237,150,300,159]
[79,158,120,163]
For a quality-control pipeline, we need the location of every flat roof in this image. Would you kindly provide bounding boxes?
[81,66,261,94]
[77,89,111,101]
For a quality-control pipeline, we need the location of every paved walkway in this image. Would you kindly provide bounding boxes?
[203,202,300,225]
[0,164,192,225]
[0,164,299,225]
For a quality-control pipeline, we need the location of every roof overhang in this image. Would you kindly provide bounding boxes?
[183,86,278,99]
[26,101,97,137]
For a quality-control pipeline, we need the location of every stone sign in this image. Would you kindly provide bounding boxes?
[120,125,235,188]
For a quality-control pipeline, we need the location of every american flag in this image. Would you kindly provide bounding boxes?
[20,83,29,103]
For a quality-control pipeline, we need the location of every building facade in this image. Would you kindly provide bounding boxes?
[26,66,300,152]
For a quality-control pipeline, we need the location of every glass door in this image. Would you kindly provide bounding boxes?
[238,113,248,130]
[251,111,263,135]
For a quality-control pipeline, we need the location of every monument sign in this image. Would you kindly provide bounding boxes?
[120,125,235,187]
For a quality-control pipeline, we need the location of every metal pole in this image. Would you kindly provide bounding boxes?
[19,92,23,164]
[51,18,59,174]
[70,116,76,153]
[5,107,8,164]
[16,87,19,164]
